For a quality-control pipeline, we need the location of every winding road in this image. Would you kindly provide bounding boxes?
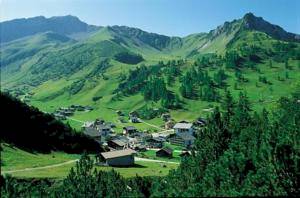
[1,159,79,174]
[1,157,179,175]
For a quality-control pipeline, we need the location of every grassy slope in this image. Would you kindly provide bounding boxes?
[24,57,300,132]
[6,161,178,178]
[1,144,178,178]
[1,143,79,171]
[1,25,299,133]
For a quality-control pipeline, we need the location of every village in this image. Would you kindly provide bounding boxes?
[80,110,207,167]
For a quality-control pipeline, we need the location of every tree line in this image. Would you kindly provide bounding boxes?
[0,92,101,153]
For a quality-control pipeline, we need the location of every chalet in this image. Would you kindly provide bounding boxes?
[116,110,124,116]
[130,132,150,143]
[146,137,164,148]
[168,133,195,147]
[129,115,139,123]
[106,122,116,128]
[156,147,173,158]
[161,113,171,121]
[95,118,105,125]
[108,139,126,150]
[108,138,128,150]
[134,145,147,152]
[83,127,101,143]
[123,126,137,135]
[96,124,112,137]
[99,149,136,166]
[179,151,192,157]
[173,123,194,135]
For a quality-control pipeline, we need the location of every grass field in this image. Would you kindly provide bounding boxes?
[24,59,299,133]
[1,144,80,172]
[1,143,178,178]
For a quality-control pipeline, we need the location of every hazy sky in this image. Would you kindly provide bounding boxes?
[1,0,299,36]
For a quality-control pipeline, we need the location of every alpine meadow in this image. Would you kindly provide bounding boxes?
[0,1,300,197]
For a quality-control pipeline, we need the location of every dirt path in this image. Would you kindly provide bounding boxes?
[67,117,85,124]
[135,157,179,164]
[1,159,79,174]
[148,148,182,153]
[137,118,164,130]
[2,158,179,175]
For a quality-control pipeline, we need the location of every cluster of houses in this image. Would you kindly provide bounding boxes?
[53,105,94,120]
[84,116,207,167]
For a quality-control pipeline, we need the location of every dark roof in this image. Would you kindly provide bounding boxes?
[116,136,129,142]
[106,122,116,127]
[178,120,189,123]
[179,151,192,156]
[101,149,136,159]
[97,124,111,130]
[157,147,173,155]
[83,127,100,137]
[109,139,126,147]
[147,137,165,142]
[123,126,136,131]
[177,133,196,141]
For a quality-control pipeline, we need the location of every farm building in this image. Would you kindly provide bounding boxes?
[179,151,192,157]
[146,137,164,148]
[99,149,136,166]
[108,138,128,150]
[129,115,139,123]
[96,124,112,137]
[123,126,137,135]
[161,113,171,121]
[83,127,101,143]
[156,147,173,158]
[95,118,105,125]
[173,123,194,135]
[168,132,195,147]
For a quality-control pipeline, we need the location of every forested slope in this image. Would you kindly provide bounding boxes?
[0,92,101,153]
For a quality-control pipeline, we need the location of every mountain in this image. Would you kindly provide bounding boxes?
[0,15,100,43]
[241,13,300,42]
[1,13,299,130]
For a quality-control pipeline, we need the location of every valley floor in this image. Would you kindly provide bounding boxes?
[1,144,178,178]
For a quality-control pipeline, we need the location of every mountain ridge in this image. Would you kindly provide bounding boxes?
[0,15,100,43]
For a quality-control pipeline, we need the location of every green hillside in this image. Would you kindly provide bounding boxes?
[1,13,299,132]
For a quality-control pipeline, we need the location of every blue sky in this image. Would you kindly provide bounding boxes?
[1,0,299,36]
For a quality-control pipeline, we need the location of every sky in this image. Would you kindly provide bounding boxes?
[0,0,299,36]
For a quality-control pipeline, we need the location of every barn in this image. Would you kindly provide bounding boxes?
[156,147,173,158]
[100,149,136,166]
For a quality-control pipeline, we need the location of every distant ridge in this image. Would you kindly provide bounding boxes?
[0,15,99,43]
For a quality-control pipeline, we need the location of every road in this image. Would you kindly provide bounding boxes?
[148,148,182,153]
[1,157,179,175]
[67,117,85,124]
[1,159,79,174]
[137,118,164,130]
